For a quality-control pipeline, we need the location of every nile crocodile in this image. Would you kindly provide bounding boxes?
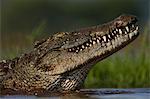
[0,14,139,94]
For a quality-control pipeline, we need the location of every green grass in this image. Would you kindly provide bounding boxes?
[84,52,150,88]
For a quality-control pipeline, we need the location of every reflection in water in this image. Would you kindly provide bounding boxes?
[1,88,150,99]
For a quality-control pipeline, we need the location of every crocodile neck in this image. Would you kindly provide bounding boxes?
[0,14,139,94]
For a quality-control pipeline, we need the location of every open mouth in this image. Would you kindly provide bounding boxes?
[126,22,139,39]
[111,20,139,40]
[99,19,139,52]
[102,17,139,44]
[67,20,139,53]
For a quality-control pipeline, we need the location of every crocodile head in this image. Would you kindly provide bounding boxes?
[31,14,139,92]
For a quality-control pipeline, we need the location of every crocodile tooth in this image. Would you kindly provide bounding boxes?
[111,32,115,36]
[108,34,111,39]
[116,34,119,37]
[124,31,127,34]
[68,49,72,51]
[105,35,109,41]
[75,50,79,53]
[134,30,138,35]
[119,29,122,34]
[136,26,139,30]
[125,26,129,32]
[89,39,92,43]
[116,28,118,32]
[86,43,89,46]
[63,42,66,44]
[89,44,92,47]
[75,39,79,41]
[102,36,107,42]
[96,39,100,43]
[129,33,133,39]
[92,41,96,45]
[81,45,85,49]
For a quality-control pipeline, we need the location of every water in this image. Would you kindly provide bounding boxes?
[1,88,150,99]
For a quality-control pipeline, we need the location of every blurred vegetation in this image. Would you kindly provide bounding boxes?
[85,26,150,88]
[0,0,149,88]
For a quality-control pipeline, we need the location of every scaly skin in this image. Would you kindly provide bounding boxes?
[0,14,139,94]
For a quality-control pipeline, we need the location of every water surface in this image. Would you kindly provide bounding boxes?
[1,88,150,99]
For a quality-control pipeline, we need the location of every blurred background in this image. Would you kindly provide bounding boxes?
[0,0,149,88]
